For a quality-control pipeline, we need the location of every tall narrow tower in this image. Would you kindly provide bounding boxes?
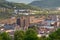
[20,16,30,30]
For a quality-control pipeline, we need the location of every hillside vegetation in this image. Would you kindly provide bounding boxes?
[0,0,41,19]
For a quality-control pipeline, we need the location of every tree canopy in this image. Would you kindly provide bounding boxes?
[24,29,39,40]
[14,30,25,40]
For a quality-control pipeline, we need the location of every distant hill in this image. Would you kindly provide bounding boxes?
[0,0,41,10]
[29,0,60,8]
[13,3,41,10]
[0,0,14,8]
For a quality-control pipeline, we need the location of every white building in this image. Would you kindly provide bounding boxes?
[14,9,30,15]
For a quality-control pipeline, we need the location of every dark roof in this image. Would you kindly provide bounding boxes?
[4,24,15,30]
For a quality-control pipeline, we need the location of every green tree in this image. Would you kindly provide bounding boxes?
[24,29,39,40]
[38,36,50,40]
[0,36,2,40]
[14,30,25,40]
[28,25,38,33]
[0,32,11,40]
[49,28,60,40]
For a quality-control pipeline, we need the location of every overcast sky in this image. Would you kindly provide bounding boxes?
[7,0,34,4]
